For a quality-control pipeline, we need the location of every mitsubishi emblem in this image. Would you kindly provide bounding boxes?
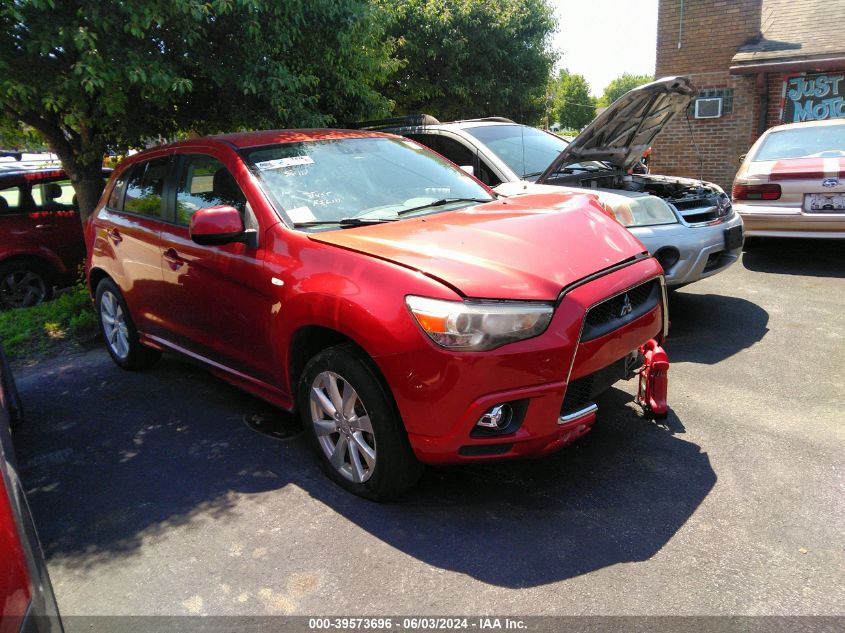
[620,293,633,317]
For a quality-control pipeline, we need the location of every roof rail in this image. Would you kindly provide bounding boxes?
[448,117,516,124]
[355,114,441,130]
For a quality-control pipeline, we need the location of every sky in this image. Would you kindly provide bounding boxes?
[549,0,659,96]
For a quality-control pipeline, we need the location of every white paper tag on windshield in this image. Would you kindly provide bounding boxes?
[256,156,314,171]
[287,206,316,223]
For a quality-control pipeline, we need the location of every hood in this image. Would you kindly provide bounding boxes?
[308,193,648,301]
[539,76,696,179]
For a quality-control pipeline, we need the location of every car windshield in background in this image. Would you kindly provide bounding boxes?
[244,137,493,228]
[463,125,569,179]
[754,124,845,161]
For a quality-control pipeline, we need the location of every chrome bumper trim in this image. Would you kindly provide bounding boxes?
[558,403,598,424]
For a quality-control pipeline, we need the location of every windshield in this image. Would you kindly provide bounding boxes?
[463,125,570,179]
[244,137,493,228]
[754,124,845,161]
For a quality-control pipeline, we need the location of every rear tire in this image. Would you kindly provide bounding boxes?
[298,343,423,500]
[95,278,161,370]
[0,259,53,309]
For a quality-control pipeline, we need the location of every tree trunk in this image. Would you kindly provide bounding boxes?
[64,160,107,224]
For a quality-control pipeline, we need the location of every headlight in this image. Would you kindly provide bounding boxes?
[405,295,554,351]
[611,197,678,227]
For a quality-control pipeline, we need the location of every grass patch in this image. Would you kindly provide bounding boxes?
[0,283,99,360]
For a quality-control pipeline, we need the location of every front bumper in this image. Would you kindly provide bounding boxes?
[630,213,744,287]
[735,203,845,238]
[376,258,668,465]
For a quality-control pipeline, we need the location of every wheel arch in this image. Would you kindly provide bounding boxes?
[87,266,112,298]
[287,325,396,415]
[0,252,62,279]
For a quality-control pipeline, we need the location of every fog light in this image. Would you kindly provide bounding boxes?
[476,404,512,429]
[654,246,680,272]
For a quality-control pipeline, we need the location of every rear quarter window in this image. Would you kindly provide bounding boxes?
[0,185,22,212]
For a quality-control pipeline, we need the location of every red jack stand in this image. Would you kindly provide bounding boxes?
[637,338,669,419]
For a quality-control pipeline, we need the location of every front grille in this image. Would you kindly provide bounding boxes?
[582,279,659,342]
[561,356,632,417]
[561,374,594,416]
[672,193,732,224]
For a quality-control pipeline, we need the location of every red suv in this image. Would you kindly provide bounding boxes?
[0,167,110,308]
[86,130,669,499]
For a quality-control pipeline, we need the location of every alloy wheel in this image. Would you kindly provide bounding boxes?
[100,290,130,360]
[309,370,377,483]
[1,270,47,308]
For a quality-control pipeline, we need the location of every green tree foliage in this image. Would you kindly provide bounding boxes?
[0,121,47,151]
[551,69,595,131]
[599,73,654,106]
[0,0,396,220]
[380,0,557,123]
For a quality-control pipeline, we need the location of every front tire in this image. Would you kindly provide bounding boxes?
[95,278,161,370]
[298,344,423,500]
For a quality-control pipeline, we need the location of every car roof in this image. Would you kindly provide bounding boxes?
[764,118,845,134]
[372,119,520,134]
[161,129,399,151]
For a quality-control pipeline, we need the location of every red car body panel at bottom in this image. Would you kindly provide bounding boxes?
[1,343,63,633]
[86,129,669,469]
[0,487,30,633]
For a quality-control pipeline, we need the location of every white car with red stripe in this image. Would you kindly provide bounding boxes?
[733,118,845,238]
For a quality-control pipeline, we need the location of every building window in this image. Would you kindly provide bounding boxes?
[688,88,734,116]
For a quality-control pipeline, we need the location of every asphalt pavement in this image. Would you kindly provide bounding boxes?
[11,238,845,616]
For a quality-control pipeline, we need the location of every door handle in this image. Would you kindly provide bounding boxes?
[163,248,185,271]
[35,224,57,231]
[108,228,122,244]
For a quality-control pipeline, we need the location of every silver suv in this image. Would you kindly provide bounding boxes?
[367,78,745,288]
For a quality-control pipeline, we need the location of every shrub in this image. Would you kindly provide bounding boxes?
[0,283,98,360]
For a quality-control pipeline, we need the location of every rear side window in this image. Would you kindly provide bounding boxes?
[175,155,246,226]
[123,157,170,217]
[434,136,475,169]
[32,179,76,211]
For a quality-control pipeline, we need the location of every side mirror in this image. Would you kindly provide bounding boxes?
[189,205,245,246]
[459,165,475,176]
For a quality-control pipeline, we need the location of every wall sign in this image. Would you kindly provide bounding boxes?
[782,73,845,123]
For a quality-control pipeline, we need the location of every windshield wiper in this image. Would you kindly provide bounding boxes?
[293,217,396,229]
[395,197,493,216]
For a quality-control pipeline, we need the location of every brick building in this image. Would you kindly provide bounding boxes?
[651,0,845,191]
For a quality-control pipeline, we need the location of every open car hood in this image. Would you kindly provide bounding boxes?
[307,192,648,301]
[538,76,696,179]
